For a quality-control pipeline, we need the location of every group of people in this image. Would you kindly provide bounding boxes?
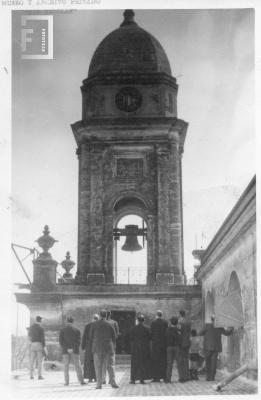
[130,310,192,384]
[28,310,234,388]
[128,310,233,384]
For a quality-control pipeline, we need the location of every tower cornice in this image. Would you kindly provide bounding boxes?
[82,73,178,91]
[71,117,188,149]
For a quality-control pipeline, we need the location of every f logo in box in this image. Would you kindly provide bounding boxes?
[21,15,53,60]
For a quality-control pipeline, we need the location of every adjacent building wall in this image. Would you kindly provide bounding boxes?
[196,176,256,379]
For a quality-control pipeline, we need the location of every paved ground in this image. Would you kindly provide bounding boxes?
[12,366,258,398]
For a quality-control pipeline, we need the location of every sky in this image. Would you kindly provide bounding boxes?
[11,8,255,333]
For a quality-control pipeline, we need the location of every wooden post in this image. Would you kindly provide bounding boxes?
[214,360,257,391]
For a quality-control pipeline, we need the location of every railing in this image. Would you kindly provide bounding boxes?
[116,267,147,284]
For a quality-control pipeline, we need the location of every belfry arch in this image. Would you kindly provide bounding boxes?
[108,193,155,284]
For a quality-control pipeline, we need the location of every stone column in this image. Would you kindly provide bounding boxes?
[179,153,185,277]
[76,143,91,282]
[169,131,184,284]
[156,145,173,285]
[87,144,105,283]
[147,214,156,285]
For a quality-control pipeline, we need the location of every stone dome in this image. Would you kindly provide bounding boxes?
[88,10,172,78]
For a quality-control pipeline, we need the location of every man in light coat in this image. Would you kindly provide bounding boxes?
[89,309,119,389]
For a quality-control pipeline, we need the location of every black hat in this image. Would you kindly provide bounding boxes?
[36,316,42,322]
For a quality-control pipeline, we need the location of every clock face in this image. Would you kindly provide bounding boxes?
[115,87,142,112]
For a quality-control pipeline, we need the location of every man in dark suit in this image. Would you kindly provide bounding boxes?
[28,315,47,380]
[150,310,168,382]
[165,316,181,383]
[89,309,119,389]
[59,316,85,386]
[102,310,120,384]
[199,315,234,381]
[178,310,191,382]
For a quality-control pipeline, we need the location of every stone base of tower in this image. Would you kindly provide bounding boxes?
[75,273,107,284]
[156,273,185,285]
[86,273,105,284]
[174,274,185,284]
[15,284,202,361]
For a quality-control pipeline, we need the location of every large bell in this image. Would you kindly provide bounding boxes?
[121,225,143,252]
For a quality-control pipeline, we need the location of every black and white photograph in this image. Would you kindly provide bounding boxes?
[0,0,259,398]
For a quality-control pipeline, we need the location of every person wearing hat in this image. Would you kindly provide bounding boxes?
[59,316,85,386]
[28,315,47,380]
[129,314,151,384]
[198,315,234,381]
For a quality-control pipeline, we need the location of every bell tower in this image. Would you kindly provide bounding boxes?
[71,10,188,285]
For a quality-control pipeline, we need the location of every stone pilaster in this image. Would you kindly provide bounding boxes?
[169,131,184,283]
[76,143,91,282]
[88,144,105,283]
[147,214,156,285]
[156,145,173,284]
[179,153,185,276]
[104,214,114,283]
[33,257,57,291]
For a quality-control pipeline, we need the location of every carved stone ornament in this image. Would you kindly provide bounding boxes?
[116,158,144,179]
[61,251,75,278]
[36,225,58,254]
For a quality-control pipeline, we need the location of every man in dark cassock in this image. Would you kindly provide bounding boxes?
[82,314,99,382]
[150,310,168,382]
[129,314,151,384]
[177,310,191,382]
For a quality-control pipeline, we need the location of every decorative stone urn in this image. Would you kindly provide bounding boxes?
[32,226,58,291]
[60,251,75,282]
